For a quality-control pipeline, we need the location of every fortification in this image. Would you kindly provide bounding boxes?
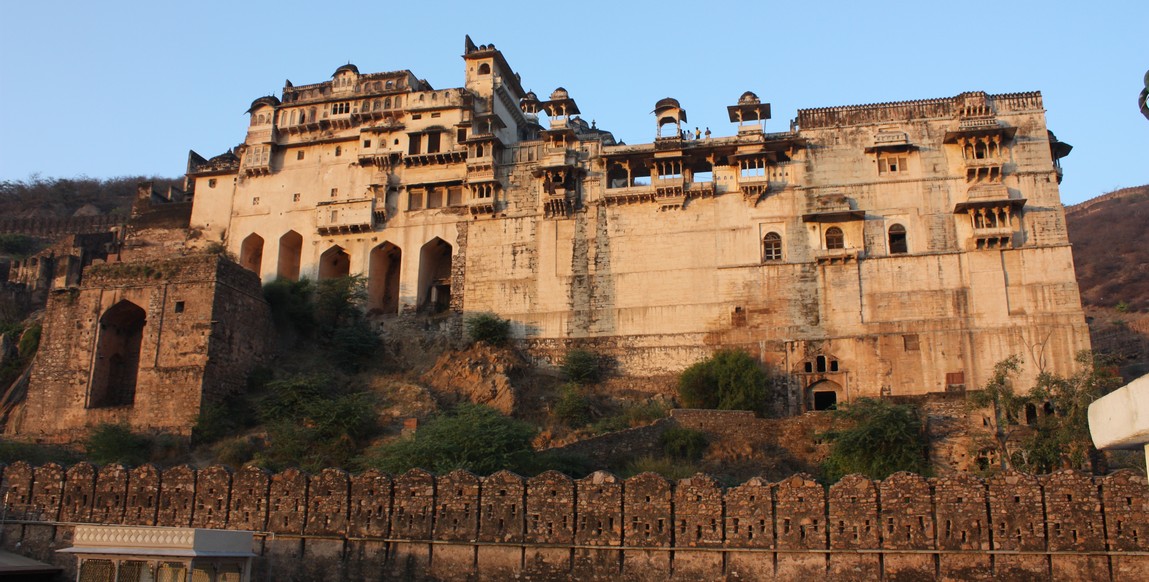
[183,35,1087,411]
[2,462,1145,581]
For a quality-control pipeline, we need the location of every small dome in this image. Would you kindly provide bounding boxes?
[333,64,359,77]
[653,97,681,112]
[246,96,280,113]
[549,87,569,100]
[523,91,538,101]
[738,91,760,105]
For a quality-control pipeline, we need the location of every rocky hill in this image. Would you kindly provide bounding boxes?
[1066,184,1149,311]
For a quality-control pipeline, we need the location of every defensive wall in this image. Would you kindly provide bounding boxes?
[1,461,1145,581]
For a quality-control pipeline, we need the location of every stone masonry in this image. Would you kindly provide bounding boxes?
[2,462,1146,581]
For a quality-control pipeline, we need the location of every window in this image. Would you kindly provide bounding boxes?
[335,146,342,157]
[825,227,845,250]
[330,210,338,222]
[457,128,467,144]
[762,232,782,262]
[332,102,350,115]
[208,179,217,188]
[447,186,463,206]
[478,63,491,75]
[174,301,185,313]
[363,139,371,148]
[296,151,305,160]
[292,193,300,202]
[426,132,441,153]
[252,197,260,206]
[888,224,908,254]
[409,134,421,155]
[878,153,907,175]
[903,334,920,351]
[431,112,441,118]
[411,113,422,120]
[408,189,424,210]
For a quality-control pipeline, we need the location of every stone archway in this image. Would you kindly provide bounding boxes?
[318,245,351,280]
[277,231,303,281]
[417,237,452,313]
[239,233,264,274]
[806,379,842,411]
[90,300,147,408]
[368,242,401,315]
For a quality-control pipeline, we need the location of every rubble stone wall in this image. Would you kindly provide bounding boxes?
[2,461,1146,581]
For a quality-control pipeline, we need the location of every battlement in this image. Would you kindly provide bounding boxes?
[2,462,1144,580]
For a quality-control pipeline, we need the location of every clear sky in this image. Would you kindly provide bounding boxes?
[1,1,1146,204]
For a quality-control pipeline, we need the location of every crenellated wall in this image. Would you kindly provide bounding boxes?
[1,461,1146,581]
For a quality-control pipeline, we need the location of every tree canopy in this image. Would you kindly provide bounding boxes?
[821,398,929,482]
[677,349,772,416]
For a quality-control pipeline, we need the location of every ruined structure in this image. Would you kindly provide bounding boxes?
[3,462,1146,581]
[7,184,273,442]
[185,36,1087,409]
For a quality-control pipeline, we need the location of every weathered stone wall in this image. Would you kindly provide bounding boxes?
[3,462,1145,581]
[12,253,272,442]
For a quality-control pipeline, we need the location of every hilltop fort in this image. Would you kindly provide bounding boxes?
[7,36,1087,442]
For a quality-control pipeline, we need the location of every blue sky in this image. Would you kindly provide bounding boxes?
[1,1,1146,204]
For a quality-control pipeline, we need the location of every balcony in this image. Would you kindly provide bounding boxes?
[814,247,861,265]
[316,198,376,235]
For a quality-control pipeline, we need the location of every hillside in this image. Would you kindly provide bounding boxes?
[1065,184,1149,311]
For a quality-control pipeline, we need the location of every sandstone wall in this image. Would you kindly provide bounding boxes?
[3,461,1145,581]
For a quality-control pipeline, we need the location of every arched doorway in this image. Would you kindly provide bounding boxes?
[368,242,401,315]
[806,379,842,411]
[417,237,452,313]
[239,234,264,274]
[90,300,146,408]
[318,245,350,280]
[277,231,303,281]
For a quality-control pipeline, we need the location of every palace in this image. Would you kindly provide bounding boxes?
[11,37,1089,440]
[181,37,1088,408]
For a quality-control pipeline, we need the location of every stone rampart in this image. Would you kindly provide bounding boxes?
[2,461,1146,581]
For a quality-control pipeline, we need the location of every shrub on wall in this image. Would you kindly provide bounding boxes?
[465,312,511,346]
[677,349,771,416]
[84,423,152,466]
[560,348,602,384]
[660,427,709,461]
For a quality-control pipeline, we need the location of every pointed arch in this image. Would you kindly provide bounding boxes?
[368,242,402,315]
[277,231,303,281]
[240,233,264,274]
[319,245,351,280]
[417,237,452,313]
[90,300,146,408]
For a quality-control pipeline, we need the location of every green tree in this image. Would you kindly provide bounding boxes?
[254,376,378,472]
[364,404,537,475]
[821,398,928,481]
[967,356,1028,471]
[677,349,771,415]
[1020,352,1123,473]
[465,312,511,346]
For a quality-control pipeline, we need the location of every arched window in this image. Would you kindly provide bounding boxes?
[888,223,908,254]
[477,63,491,75]
[825,227,845,250]
[762,232,782,262]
